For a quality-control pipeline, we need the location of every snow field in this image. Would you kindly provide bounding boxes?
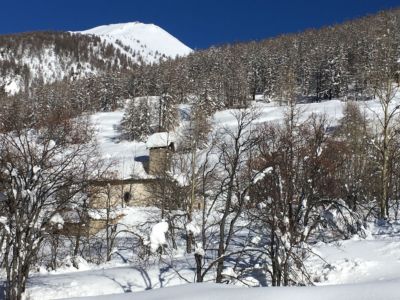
[19,96,400,299]
[79,22,192,63]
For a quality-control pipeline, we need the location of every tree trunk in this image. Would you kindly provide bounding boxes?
[195,253,203,282]
[381,106,390,220]
[186,232,193,254]
[186,144,197,254]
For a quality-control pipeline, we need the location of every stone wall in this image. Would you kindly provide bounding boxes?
[149,147,172,175]
[89,179,158,209]
[60,215,124,236]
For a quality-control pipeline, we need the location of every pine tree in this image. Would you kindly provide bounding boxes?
[120,98,151,141]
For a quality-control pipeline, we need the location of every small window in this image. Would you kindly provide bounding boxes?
[123,192,132,204]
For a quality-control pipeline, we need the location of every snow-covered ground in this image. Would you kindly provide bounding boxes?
[92,99,339,177]
[22,213,400,299]
[18,97,400,299]
[308,224,400,285]
[91,98,383,179]
[70,280,400,300]
[91,109,148,179]
[91,95,398,181]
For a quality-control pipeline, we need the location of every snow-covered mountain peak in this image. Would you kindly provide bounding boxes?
[78,21,192,63]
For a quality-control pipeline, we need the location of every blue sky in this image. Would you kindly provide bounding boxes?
[1,0,400,49]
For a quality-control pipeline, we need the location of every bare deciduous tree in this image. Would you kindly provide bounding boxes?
[0,116,100,300]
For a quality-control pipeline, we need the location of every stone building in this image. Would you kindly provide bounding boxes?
[146,132,176,175]
[60,132,178,236]
[89,178,159,208]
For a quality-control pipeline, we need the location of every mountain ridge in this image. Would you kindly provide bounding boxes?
[0,22,192,95]
[77,21,192,63]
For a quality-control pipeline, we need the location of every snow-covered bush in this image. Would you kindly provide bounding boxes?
[149,220,169,253]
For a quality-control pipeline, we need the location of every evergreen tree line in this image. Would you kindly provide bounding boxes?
[119,8,400,140]
[0,31,136,93]
[142,9,400,108]
[2,9,399,136]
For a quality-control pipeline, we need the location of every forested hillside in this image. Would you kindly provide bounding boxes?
[2,9,399,117]
[142,8,400,108]
[0,31,135,95]
[1,7,400,300]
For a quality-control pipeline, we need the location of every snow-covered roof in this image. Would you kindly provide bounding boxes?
[146,132,176,149]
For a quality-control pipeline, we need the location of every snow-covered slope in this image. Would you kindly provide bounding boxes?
[90,98,345,179]
[17,96,400,299]
[23,217,400,300]
[78,22,192,63]
[69,280,400,300]
[0,31,130,95]
[0,22,191,95]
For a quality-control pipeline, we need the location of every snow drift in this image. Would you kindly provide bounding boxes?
[70,280,400,300]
